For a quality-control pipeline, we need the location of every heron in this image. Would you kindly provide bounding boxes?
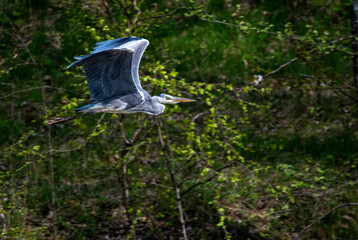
[72,37,195,114]
[47,37,195,125]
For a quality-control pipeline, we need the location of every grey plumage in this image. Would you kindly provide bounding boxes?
[68,37,195,116]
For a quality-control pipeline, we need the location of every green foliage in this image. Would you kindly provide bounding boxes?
[1,0,358,239]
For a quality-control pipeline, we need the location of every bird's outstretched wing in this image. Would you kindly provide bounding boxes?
[67,37,149,102]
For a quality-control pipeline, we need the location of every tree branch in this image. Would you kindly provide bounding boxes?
[263,58,298,79]
[130,125,143,144]
[0,86,84,100]
[118,116,130,145]
[325,82,358,103]
[181,163,233,197]
[295,203,358,239]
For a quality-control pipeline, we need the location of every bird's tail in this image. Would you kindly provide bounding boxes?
[46,112,92,125]
[75,104,95,112]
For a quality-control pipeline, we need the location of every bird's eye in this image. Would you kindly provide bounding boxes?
[166,96,171,100]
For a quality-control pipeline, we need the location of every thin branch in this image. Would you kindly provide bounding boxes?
[130,125,143,144]
[341,81,358,91]
[92,113,106,132]
[331,34,356,44]
[177,175,192,187]
[191,111,208,122]
[0,86,84,100]
[181,163,233,197]
[263,57,298,79]
[156,118,165,149]
[150,182,174,190]
[132,0,142,26]
[334,88,358,103]
[299,74,317,79]
[325,81,358,103]
[0,87,45,100]
[118,116,130,145]
[295,203,358,239]
[263,47,320,79]
[299,74,358,102]
[173,153,197,175]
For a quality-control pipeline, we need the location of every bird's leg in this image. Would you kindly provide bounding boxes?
[46,112,92,125]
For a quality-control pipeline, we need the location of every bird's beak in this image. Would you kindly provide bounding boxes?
[173,97,196,102]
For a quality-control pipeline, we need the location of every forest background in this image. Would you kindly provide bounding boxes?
[1,0,358,239]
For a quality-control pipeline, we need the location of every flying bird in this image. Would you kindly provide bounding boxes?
[71,37,194,114]
[47,37,195,125]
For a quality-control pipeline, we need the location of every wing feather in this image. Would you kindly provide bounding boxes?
[67,37,149,103]
[90,37,149,91]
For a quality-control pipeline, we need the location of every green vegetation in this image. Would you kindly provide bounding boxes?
[1,0,358,239]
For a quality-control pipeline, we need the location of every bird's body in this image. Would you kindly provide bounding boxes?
[67,37,195,116]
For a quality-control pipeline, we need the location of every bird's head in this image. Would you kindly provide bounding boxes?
[155,94,196,104]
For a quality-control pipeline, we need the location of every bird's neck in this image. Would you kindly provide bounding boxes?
[150,96,165,115]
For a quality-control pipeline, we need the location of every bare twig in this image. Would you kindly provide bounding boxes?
[132,0,142,27]
[263,57,298,79]
[181,163,233,197]
[299,74,317,79]
[325,81,358,103]
[0,86,84,100]
[177,175,193,187]
[150,182,174,190]
[130,125,143,144]
[92,113,106,132]
[334,88,358,103]
[263,47,321,79]
[156,118,165,149]
[173,153,197,175]
[118,116,130,145]
[191,111,208,122]
[299,74,358,102]
[341,81,358,91]
[295,203,358,239]
[118,115,143,145]
[331,34,356,44]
